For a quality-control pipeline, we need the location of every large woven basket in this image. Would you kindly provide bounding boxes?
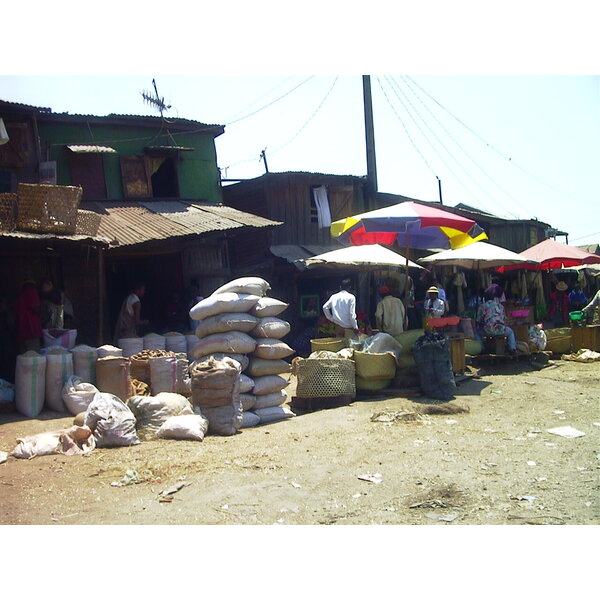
[0,193,17,232]
[353,351,397,380]
[75,209,102,236]
[16,183,82,234]
[310,337,347,353]
[293,357,356,398]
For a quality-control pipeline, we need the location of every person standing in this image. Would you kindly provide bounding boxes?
[322,279,359,339]
[423,286,446,319]
[375,285,406,336]
[582,288,600,321]
[16,280,42,353]
[547,281,570,327]
[568,285,587,312]
[114,282,146,342]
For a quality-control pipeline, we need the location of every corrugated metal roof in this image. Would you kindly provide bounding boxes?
[80,200,281,248]
[67,145,117,153]
[270,243,345,264]
[0,230,110,245]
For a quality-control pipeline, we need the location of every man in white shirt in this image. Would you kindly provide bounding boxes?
[375,285,406,336]
[322,279,359,338]
[424,286,446,319]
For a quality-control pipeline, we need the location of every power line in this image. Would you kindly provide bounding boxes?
[403,75,586,205]
[392,76,533,219]
[571,230,600,242]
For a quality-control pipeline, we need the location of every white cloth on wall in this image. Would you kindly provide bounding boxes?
[312,186,332,228]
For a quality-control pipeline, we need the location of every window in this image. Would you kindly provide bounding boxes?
[120,154,179,198]
[69,153,107,200]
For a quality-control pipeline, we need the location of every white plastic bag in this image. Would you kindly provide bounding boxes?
[157,413,209,441]
[128,392,193,439]
[42,328,77,350]
[62,375,98,415]
[84,392,140,447]
[189,293,260,321]
[211,277,271,297]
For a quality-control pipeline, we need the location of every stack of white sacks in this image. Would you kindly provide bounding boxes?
[189,277,296,429]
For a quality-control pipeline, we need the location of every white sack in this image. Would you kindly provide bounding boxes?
[143,333,166,351]
[97,345,123,358]
[157,413,209,441]
[253,389,287,410]
[128,392,193,439]
[45,348,73,412]
[192,331,257,358]
[241,411,260,429]
[165,332,187,354]
[118,337,144,358]
[254,405,296,424]
[253,338,294,360]
[239,373,255,394]
[211,277,271,297]
[193,353,249,372]
[70,345,98,384]
[62,376,98,415]
[84,392,140,447]
[251,317,291,339]
[252,374,290,395]
[249,297,289,318]
[42,328,77,350]
[15,351,46,418]
[189,293,260,321]
[239,393,256,411]
[197,401,243,436]
[12,426,95,459]
[246,357,292,377]
[149,355,178,395]
[194,312,259,338]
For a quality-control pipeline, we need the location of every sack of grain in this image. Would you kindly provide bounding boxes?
[157,413,209,441]
[246,357,292,377]
[97,344,123,358]
[211,277,271,297]
[249,297,289,318]
[70,345,98,384]
[251,317,291,339]
[45,347,74,412]
[191,331,257,358]
[164,332,187,354]
[253,389,287,410]
[239,373,255,394]
[253,338,294,360]
[254,405,295,424]
[84,392,140,447]
[252,374,289,395]
[62,375,98,415]
[194,312,259,338]
[118,337,144,358]
[189,293,260,321]
[15,351,46,418]
[191,356,241,408]
[96,356,133,402]
[241,411,260,429]
[128,392,193,440]
[193,352,250,372]
[199,401,243,436]
[149,355,178,395]
[239,393,256,411]
[143,333,166,351]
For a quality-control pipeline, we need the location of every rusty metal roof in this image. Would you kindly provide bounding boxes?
[80,200,281,248]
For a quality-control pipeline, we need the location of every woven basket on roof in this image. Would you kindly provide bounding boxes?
[293,357,356,398]
[75,209,102,236]
[0,193,17,232]
[353,351,397,381]
[16,183,82,234]
[310,337,347,353]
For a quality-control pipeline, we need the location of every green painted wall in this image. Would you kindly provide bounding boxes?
[36,120,223,203]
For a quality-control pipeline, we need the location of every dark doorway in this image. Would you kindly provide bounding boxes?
[151,157,179,198]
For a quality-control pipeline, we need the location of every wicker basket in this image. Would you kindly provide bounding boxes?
[294,357,356,398]
[76,209,102,236]
[353,351,397,380]
[355,376,392,391]
[310,337,347,353]
[16,183,82,234]
[0,193,17,232]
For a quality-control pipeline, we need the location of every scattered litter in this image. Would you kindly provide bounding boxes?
[527,461,537,466]
[593,423,600,428]
[481,466,488,470]
[547,426,586,438]
[371,410,423,423]
[545,443,557,447]
[536,477,548,482]
[425,512,458,522]
[561,349,600,362]
[517,495,537,502]
[567,377,577,382]
[490,390,502,395]
[352,493,362,498]
[383,506,396,512]
[410,499,448,509]
[158,480,191,501]
[221,504,229,510]
[110,469,142,487]
[576,467,586,471]
[414,440,424,445]
[0,451,7,464]
[489,463,497,466]
[553,410,565,415]
[291,482,302,489]
[585,502,592,507]
[445,419,458,425]
[358,473,383,484]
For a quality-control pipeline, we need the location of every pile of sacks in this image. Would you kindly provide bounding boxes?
[189,277,296,433]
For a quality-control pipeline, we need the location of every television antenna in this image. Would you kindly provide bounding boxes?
[141,79,172,117]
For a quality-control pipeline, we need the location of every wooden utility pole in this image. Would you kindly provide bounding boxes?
[362,75,378,207]
[260,149,269,173]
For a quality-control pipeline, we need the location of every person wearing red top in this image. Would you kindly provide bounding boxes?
[16,280,42,353]
[547,281,570,327]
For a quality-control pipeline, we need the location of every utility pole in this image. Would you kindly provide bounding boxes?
[437,176,443,205]
[260,148,269,173]
[362,75,378,207]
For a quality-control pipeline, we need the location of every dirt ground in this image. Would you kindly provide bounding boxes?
[0,356,598,526]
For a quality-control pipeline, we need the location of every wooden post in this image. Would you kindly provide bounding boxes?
[97,245,105,345]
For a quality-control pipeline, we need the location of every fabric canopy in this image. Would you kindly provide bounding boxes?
[330,201,487,249]
[295,243,423,270]
[419,241,540,270]
[499,238,600,272]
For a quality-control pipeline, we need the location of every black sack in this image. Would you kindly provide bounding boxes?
[412,331,456,401]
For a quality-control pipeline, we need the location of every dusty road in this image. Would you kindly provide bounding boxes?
[0,357,598,526]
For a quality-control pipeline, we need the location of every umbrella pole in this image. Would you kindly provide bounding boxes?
[404,232,410,329]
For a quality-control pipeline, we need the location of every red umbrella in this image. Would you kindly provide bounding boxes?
[498,239,600,272]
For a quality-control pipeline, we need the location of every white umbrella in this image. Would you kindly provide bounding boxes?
[418,241,540,270]
[295,243,423,270]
